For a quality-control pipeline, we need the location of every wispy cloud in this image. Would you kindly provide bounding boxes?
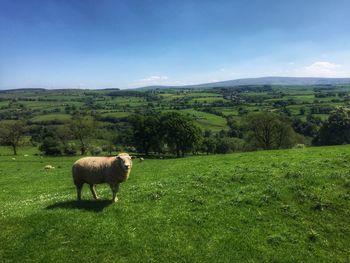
[139,75,169,82]
[129,75,189,88]
[303,61,341,76]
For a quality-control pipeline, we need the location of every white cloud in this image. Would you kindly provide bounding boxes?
[129,75,188,88]
[139,75,168,82]
[303,61,341,76]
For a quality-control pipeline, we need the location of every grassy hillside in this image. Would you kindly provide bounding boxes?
[1,146,349,262]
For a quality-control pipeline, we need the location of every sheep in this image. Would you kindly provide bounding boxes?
[72,153,132,202]
[44,165,55,170]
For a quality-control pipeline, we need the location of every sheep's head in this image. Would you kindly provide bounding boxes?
[117,153,132,173]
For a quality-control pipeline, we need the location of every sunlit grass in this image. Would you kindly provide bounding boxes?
[1,145,349,262]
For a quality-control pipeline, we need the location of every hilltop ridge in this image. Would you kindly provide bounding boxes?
[138,76,350,90]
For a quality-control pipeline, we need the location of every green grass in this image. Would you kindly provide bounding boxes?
[189,97,225,103]
[111,97,147,106]
[179,109,228,132]
[31,114,72,122]
[1,145,349,262]
[100,111,131,118]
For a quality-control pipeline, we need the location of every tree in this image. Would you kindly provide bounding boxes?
[56,125,75,154]
[0,120,26,155]
[215,138,232,154]
[160,112,202,157]
[39,137,62,155]
[226,116,243,138]
[201,137,217,154]
[129,114,162,155]
[69,115,94,155]
[292,118,318,137]
[244,112,296,150]
[102,131,118,155]
[313,107,350,145]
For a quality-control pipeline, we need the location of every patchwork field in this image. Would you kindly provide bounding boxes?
[2,85,350,137]
[1,145,349,262]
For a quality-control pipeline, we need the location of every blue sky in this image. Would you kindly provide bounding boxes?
[0,0,350,89]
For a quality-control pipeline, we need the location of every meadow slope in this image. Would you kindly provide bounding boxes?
[0,146,349,262]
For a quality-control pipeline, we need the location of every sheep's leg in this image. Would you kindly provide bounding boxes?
[89,184,99,200]
[76,184,83,201]
[110,183,119,202]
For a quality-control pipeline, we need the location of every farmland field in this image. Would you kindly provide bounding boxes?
[1,85,350,136]
[1,145,349,262]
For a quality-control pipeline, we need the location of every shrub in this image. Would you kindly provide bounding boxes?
[63,143,77,155]
[90,146,102,155]
[39,137,62,155]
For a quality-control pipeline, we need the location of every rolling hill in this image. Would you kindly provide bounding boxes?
[139,76,350,90]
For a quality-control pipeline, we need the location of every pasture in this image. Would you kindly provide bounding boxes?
[1,145,349,262]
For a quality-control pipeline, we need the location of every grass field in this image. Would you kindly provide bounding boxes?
[100,111,131,118]
[31,114,72,122]
[1,145,349,262]
[179,109,228,132]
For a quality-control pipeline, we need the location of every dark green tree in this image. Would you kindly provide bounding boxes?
[129,114,162,155]
[201,137,217,154]
[244,112,296,150]
[39,137,62,155]
[226,116,243,138]
[56,124,75,154]
[160,112,202,157]
[292,118,318,137]
[313,107,350,145]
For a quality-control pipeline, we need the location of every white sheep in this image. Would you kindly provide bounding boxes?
[72,153,132,202]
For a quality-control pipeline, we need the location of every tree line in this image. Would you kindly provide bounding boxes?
[1,108,350,156]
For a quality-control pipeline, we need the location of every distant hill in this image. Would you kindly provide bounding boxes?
[0,88,47,93]
[2,77,350,91]
[138,76,350,90]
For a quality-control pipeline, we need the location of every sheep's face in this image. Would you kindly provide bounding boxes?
[117,154,132,172]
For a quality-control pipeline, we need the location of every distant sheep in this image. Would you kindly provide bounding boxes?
[44,165,55,170]
[294,144,306,149]
[72,153,132,202]
[139,157,144,162]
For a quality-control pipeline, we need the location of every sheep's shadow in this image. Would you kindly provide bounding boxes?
[46,200,113,212]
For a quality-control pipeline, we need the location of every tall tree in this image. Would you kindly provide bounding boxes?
[56,124,73,152]
[244,112,296,150]
[313,107,350,145]
[129,114,162,155]
[226,116,243,138]
[160,112,202,157]
[69,115,94,155]
[0,120,26,155]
